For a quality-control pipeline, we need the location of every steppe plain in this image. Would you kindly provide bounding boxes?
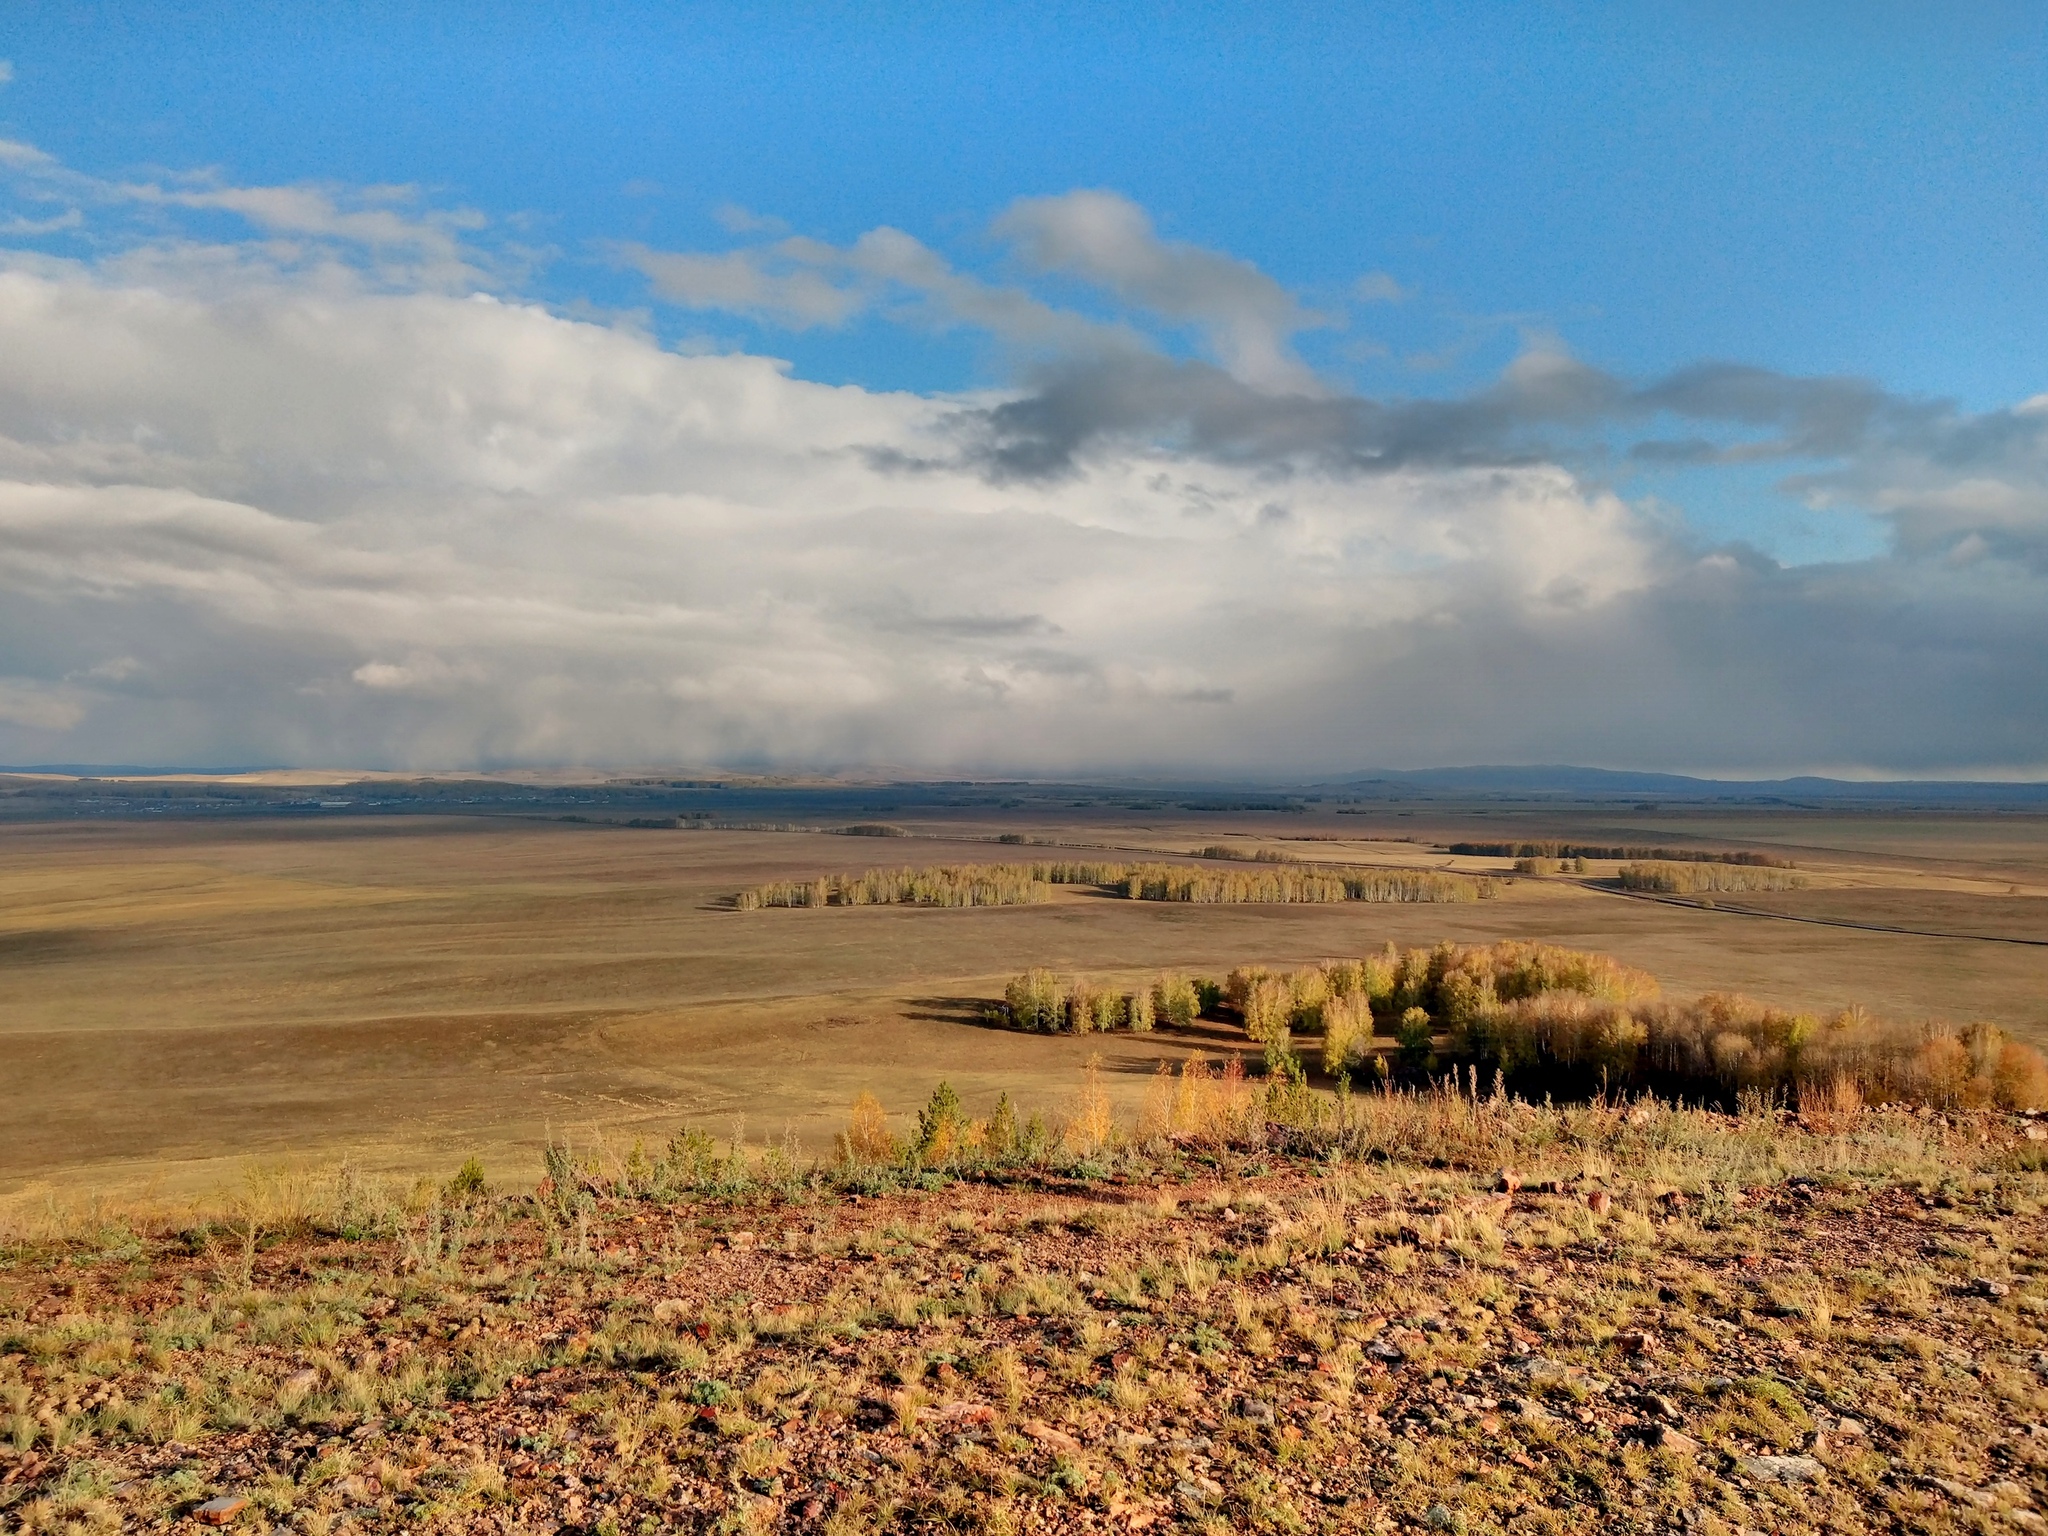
[3,785,2045,1206]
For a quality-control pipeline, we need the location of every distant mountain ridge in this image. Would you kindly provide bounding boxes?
[1316,765,2048,804]
[4,761,2045,808]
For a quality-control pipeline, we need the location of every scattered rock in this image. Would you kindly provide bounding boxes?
[1237,1397,1277,1427]
[1636,1422,1698,1454]
[1366,1336,1407,1365]
[1990,1482,2039,1515]
[1971,1277,2013,1299]
[1496,1168,1521,1193]
[1740,1453,1824,1483]
[1424,1503,1468,1532]
[193,1495,249,1525]
[934,1401,994,1426]
[279,1368,319,1396]
[1504,1354,1568,1385]
[1022,1418,1082,1455]
[1632,1392,1681,1421]
[1616,1329,1658,1356]
[1586,1190,1612,1216]
[1929,1478,1997,1509]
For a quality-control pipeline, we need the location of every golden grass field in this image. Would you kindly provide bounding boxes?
[3,802,2046,1206]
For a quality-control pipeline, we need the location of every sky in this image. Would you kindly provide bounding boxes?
[0,2,2044,776]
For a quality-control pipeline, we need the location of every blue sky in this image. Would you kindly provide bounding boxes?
[13,4,2044,392]
[0,4,2042,772]
[10,3,2044,559]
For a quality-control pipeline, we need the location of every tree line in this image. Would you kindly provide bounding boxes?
[737,859,1496,910]
[1615,861,1806,895]
[994,938,2047,1112]
[1450,841,1794,866]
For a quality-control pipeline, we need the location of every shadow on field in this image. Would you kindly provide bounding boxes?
[1094,1026,1258,1075]
[0,928,101,964]
[904,995,1001,1027]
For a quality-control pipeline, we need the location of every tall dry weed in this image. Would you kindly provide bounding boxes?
[1062,1056,1114,1156]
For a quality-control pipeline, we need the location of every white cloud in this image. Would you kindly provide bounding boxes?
[0,209,80,236]
[0,134,499,292]
[632,192,1325,390]
[0,264,1693,769]
[624,224,1140,361]
[711,202,785,233]
[0,61,13,88]
[993,190,1328,392]
[624,244,866,328]
[0,139,2042,773]
[1354,271,1411,304]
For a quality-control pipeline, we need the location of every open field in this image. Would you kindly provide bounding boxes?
[4,1097,2047,1533]
[3,799,2047,1206]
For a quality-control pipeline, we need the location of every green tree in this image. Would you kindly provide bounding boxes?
[1396,1007,1435,1078]
[916,1081,964,1161]
[985,1093,1018,1155]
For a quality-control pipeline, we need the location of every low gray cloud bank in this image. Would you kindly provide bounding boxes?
[0,159,2041,774]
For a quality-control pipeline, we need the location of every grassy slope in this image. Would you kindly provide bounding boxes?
[4,1102,2046,1534]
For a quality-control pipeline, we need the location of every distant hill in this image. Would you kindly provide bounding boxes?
[4,760,2045,811]
[1315,765,2048,805]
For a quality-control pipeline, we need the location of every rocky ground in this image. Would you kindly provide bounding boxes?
[5,1105,2048,1533]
